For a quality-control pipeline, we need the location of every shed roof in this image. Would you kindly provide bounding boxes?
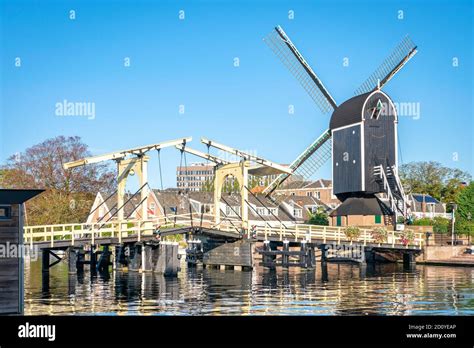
[0,189,44,204]
[329,195,390,216]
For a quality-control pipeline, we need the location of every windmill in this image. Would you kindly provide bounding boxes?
[262,25,417,224]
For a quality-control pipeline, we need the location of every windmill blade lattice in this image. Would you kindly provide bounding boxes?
[354,36,417,95]
[264,26,337,114]
[264,129,332,196]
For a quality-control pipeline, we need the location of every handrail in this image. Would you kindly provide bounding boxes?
[374,165,400,220]
[389,165,408,217]
[23,218,423,249]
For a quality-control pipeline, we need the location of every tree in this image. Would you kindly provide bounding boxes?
[307,208,329,226]
[455,182,474,235]
[400,161,471,203]
[201,178,214,192]
[0,136,115,225]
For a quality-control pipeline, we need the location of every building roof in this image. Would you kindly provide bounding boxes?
[329,196,390,216]
[411,194,440,204]
[99,191,144,218]
[303,179,333,189]
[275,179,333,191]
[153,190,190,215]
[0,189,44,204]
[409,194,445,214]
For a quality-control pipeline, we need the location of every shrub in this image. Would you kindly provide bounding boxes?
[308,212,329,226]
[412,217,451,233]
[344,226,361,241]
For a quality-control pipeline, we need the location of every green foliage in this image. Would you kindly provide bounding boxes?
[455,182,474,235]
[307,210,329,226]
[371,227,388,243]
[344,226,361,241]
[412,217,450,233]
[201,178,214,192]
[400,161,471,203]
[222,176,240,194]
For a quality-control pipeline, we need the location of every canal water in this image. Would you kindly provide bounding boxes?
[24,259,474,315]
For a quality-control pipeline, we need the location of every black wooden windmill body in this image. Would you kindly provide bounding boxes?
[263,26,418,224]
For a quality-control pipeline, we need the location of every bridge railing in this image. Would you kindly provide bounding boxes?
[256,224,424,248]
[23,212,242,248]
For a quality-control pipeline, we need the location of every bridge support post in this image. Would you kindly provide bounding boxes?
[299,241,307,267]
[300,241,315,268]
[141,244,154,272]
[129,243,142,272]
[282,240,290,268]
[76,248,85,273]
[364,249,376,264]
[97,245,111,272]
[150,242,179,276]
[90,245,97,275]
[403,252,415,269]
[319,244,328,264]
[262,240,275,269]
[42,249,50,273]
[114,245,126,270]
[68,248,78,274]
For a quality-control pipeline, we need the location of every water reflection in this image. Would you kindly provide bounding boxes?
[23,259,474,316]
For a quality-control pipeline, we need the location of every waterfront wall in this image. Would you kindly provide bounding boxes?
[418,245,466,261]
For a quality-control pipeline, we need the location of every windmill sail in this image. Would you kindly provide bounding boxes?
[264,26,337,114]
[263,129,332,196]
[354,36,417,95]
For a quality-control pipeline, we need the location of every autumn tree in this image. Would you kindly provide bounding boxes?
[0,136,115,225]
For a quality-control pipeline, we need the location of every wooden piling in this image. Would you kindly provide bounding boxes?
[68,248,78,274]
[282,240,290,268]
[41,249,50,273]
[129,243,142,272]
[403,252,415,269]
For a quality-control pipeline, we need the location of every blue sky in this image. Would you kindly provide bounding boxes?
[1,0,472,189]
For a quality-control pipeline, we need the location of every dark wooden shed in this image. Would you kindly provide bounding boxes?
[0,189,43,315]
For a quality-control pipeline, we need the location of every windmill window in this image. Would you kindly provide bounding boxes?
[336,162,339,166]
[353,160,356,164]
[0,205,11,220]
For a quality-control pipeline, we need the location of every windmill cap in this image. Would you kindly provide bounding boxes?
[329,90,396,130]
